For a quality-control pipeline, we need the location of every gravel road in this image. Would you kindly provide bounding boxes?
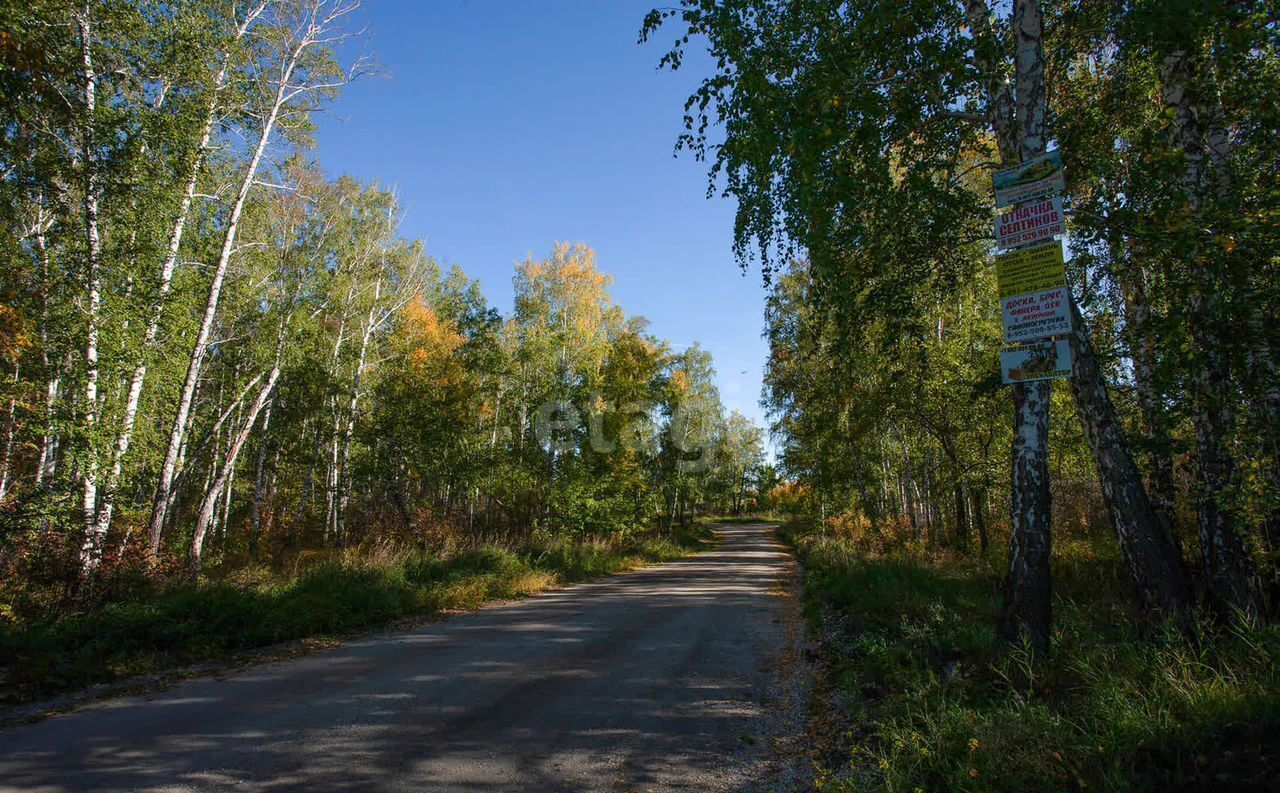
[0,523,811,792]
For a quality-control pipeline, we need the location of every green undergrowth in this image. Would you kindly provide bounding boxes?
[0,524,712,704]
[782,523,1280,793]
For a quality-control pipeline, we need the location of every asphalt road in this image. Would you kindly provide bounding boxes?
[0,524,810,792]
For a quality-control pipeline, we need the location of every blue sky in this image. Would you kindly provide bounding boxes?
[312,0,771,432]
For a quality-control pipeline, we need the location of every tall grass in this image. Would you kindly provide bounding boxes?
[785,524,1280,792]
[0,525,710,704]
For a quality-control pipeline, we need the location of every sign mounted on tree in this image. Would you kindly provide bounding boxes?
[991,153,1072,383]
[995,239,1066,298]
[1001,340,1072,384]
[1002,286,1071,342]
[995,197,1065,249]
[993,150,1065,208]
[996,240,1071,342]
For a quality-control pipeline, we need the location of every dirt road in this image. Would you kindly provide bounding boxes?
[0,524,809,792]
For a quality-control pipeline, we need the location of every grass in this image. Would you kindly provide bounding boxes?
[783,522,1280,793]
[0,524,712,705]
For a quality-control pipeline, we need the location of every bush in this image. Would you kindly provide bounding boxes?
[788,525,1280,792]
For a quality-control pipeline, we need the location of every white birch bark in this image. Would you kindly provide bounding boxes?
[76,5,105,572]
[93,2,268,545]
[0,364,17,501]
[33,208,60,488]
[1160,47,1262,624]
[190,319,289,570]
[36,358,64,487]
[334,279,381,541]
[190,368,283,570]
[150,2,351,551]
[968,0,1055,653]
[250,394,277,545]
[323,309,349,542]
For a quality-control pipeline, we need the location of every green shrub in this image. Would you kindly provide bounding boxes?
[791,526,1280,792]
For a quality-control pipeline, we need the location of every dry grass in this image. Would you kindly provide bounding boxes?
[0,524,712,704]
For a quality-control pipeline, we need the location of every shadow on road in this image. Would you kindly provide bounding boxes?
[0,525,807,793]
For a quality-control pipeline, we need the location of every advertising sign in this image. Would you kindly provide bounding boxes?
[995,197,1065,250]
[993,150,1065,208]
[1001,340,1073,384]
[995,240,1065,299]
[1002,286,1071,342]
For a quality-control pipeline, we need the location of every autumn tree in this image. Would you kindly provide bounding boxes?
[644,0,1218,648]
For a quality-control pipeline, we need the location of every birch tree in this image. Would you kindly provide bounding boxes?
[73,2,105,570]
[643,0,1195,644]
[1136,2,1271,624]
[91,0,270,551]
[148,0,364,551]
[190,313,289,569]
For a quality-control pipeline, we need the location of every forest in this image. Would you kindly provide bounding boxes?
[3,0,1280,789]
[645,0,1280,788]
[0,0,768,699]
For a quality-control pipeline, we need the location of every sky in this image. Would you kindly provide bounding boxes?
[312,0,772,434]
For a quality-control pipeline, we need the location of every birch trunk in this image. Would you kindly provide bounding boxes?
[1190,326,1259,623]
[190,368,282,571]
[970,487,990,553]
[36,370,60,487]
[161,386,197,539]
[218,452,236,541]
[953,484,968,547]
[149,26,310,552]
[335,280,381,541]
[94,5,265,544]
[288,421,319,544]
[1244,296,1280,609]
[76,6,105,572]
[1120,259,1177,521]
[191,319,289,570]
[1001,378,1053,652]
[250,396,276,551]
[997,0,1054,655]
[326,418,340,542]
[322,285,353,543]
[1160,47,1263,624]
[0,364,16,501]
[1066,296,1194,622]
[324,311,348,543]
[1034,80,1194,626]
[34,214,60,488]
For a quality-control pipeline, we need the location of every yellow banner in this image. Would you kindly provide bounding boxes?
[995,241,1065,299]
